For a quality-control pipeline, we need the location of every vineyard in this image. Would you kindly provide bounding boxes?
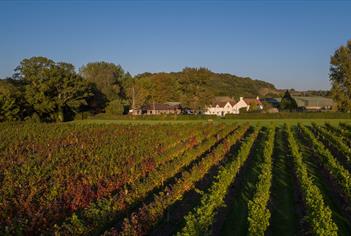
[0,121,351,235]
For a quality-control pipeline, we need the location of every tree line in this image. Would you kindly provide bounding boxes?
[0,39,350,122]
[0,57,132,122]
[0,58,274,122]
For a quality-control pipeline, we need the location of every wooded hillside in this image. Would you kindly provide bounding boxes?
[130,67,277,109]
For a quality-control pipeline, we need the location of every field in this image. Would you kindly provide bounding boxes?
[1,120,351,235]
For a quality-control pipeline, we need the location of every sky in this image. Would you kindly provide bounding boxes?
[0,0,350,90]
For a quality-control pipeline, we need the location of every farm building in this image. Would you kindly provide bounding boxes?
[145,103,182,115]
[260,98,280,107]
[130,102,182,115]
[204,96,263,116]
[274,96,334,110]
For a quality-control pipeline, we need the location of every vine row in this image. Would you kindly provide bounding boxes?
[56,124,238,235]
[298,124,351,200]
[177,127,260,236]
[247,126,275,236]
[287,125,338,236]
[106,124,250,235]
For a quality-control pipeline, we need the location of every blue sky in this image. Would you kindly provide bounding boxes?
[0,1,350,90]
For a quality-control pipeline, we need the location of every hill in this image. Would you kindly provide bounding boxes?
[130,67,278,109]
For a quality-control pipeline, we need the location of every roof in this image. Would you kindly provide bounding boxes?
[210,96,236,107]
[244,98,262,106]
[164,102,181,106]
[211,101,237,107]
[260,98,280,104]
[143,103,181,110]
[274,96,334,108]
[213,96,236,102]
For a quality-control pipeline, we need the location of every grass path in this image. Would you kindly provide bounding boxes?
[268,127,299,235]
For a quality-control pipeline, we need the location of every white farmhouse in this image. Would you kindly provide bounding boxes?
[234,97,251,112]
[204,96,263,116]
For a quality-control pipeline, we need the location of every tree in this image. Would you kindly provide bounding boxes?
[330,40,351,112]
[280,90,298,111]
[15,56,92,122]
[178,68,215,110]
[85,83,108,114]
[105,99,125,115]
[0,79,23,121]
[80,62,131,113]
[80,62,129,101]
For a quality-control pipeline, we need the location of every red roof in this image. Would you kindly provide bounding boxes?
[211,97,236,107]
[244,98,262,106]
[211,101,236,107]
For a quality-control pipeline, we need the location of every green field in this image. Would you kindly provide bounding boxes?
[0,119,350,235]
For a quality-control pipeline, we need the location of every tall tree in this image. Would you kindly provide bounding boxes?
[15,56,91,122]
[80,62,128,101]
[80,62,131,113]
[330,40,351,112]
[0,79,23,121]
[178,68,215,110]
[280,90,298,111]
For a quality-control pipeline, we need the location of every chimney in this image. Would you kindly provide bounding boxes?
[240,97,243,101]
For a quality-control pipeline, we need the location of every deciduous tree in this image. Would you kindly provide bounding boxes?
[80,62,128,100]
[0,79,22,121]
[330,40,351,112]
[15,56,91,122]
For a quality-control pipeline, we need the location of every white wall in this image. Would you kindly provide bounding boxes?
[205,98,249,116]
[233,98,249,112]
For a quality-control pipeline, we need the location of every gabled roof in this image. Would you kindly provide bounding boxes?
[244,98,262,106]
[164,102,181,106]
[210,96,237,107]
[213,96,235,102]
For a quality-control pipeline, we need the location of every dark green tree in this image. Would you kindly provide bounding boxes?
[105,99,125,115]
[178,68,215,111]
[280,90,298,111]
[80,62,131,113]
[330,40,351,112]
[15,56,92,122]
[0,79,23,121]
[80,62,128,100]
